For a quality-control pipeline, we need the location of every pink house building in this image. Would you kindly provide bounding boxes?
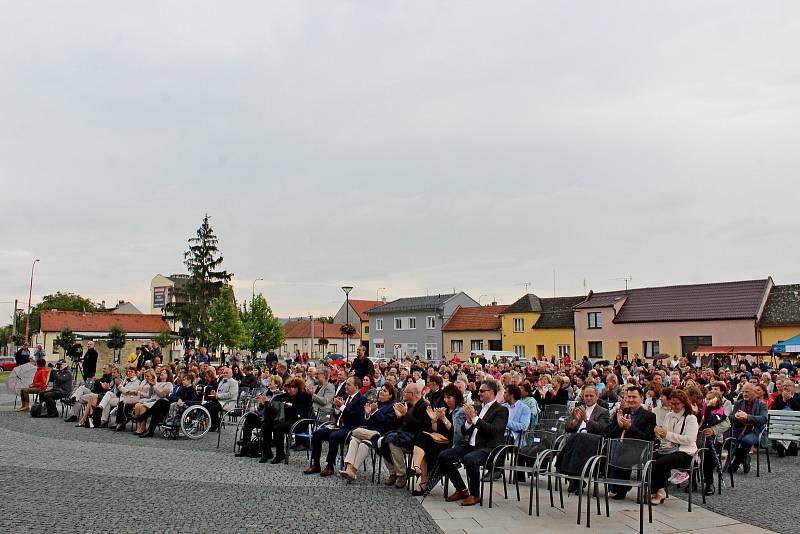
[573,278,773,359]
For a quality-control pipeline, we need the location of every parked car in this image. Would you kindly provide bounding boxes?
[0,357,16,372]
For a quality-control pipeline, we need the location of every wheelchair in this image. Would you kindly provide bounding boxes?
[160,401,212,440]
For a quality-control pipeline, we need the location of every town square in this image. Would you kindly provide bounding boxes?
[2,2,800,533]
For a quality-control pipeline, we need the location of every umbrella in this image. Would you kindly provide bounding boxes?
[450,357,462,364]
[652,353,670,361]
[330,359,345,366]
[5,362,37,395]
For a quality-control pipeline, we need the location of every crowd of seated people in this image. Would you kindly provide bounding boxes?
[23,345,800,509]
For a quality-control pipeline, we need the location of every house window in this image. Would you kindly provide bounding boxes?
[425,343,438,358]
[408,317,416,329]
[470,339,484,351]
[644,341,660,357]
[426,316,436,329]
[451,340,464,353]
[394,318,403,330]
[349,343,356,353]
[364,325,369,334]
[293,344,298,352]
[330,343,338,353]
[513,318,524,332]
[376,319,383,331]
[513,345,525,358]
[557,345,571,358]
[588,341,603,358]
[587,312,602,329]
[406,343,418,356]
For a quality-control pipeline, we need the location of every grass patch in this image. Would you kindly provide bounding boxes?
[0,371,8,383]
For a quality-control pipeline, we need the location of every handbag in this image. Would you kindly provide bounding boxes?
[424,431,450,445]
[268,400,286,423]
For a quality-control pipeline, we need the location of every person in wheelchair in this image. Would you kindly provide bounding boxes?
[140,372,198,438]
[259,377,312,464]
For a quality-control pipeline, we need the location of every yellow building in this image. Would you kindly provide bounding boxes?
[758,284,800,347]
[442,305,507,360]
[500,294,585,360]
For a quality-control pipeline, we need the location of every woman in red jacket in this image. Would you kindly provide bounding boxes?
[17,358,50,411]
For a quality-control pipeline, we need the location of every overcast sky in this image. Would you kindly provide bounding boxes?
[2,1,799,322]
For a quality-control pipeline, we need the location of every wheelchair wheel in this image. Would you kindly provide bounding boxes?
[181,405,211,439]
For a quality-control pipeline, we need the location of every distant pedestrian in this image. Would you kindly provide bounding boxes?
[15,343,31,367]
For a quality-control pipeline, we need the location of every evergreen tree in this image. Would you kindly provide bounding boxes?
[106,325,127,364]
[167,215,232,346]
[243,294,285,356]
[207,285,245,354]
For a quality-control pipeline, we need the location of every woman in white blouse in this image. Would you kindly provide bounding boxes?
[649,388,698,504]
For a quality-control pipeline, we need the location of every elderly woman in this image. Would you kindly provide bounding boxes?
[650,388,699,504]
[134,368,174,436]
[339,383,398,481]
[409,384,466,496]
[260,377,312,464]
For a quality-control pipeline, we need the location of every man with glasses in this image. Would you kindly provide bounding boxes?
[439,379,509,506]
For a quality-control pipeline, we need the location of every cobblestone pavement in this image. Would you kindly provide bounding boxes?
[695,452,799,534]
[0,397,440,534]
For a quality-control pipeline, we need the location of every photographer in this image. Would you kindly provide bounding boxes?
[39,360,73,417]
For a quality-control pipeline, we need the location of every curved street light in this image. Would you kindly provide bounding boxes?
[252,277,264,301]
[24,258,40,343]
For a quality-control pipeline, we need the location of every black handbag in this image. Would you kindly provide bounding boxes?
[268,400,286,423]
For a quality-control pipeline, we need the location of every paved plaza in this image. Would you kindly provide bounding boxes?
[0,394,794,534]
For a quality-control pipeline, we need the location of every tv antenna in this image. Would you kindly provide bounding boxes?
[610,275,633,292]
[518,282,532,294]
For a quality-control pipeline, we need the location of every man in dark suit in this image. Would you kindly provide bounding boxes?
[606,385,656,499]
[439,379,509,506]
[304,376,366,477]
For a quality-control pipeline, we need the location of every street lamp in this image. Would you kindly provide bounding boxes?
[24,258,40,343]
[376,287,386,303]
[341,285,353,361]
[252,277,264,301]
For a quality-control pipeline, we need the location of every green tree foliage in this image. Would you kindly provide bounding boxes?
[106,325,127,363]
[207,285,244,353]
[155,328,174,351]
[243,294,285,355]
[166,214,232,346]
[55,327,76,357]
[0,325,12,352]
[22,292,99,334]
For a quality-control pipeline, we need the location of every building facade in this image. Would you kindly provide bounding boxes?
[281,319,360,360]
[442,304,507,360]
[573,278,773,359]
[366,293,479,359]
[150,274,189,314]
[500,294,585,359]
[333,299,384,355]
[758,284,800,346]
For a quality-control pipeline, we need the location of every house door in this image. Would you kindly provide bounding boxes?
[619,342,628,359]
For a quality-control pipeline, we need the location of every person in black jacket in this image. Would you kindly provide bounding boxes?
[606,386,656,500]
[261,377,312,464]
[771,379,800,457]
[351,345,374,380]
[439,379,509,507]
[381,383,431,488]
[82,341,98,380]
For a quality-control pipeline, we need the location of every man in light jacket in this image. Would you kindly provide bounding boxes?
[205,366,239,432]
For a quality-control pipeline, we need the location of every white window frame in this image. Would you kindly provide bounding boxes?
[644,341,660,357]
[394,318,403,330]
[425,343,438,359]
[588,341,603,358]
[588,312,602,329]
[451,339,464,353]
[513,318,524,332]
[513,345,525,358]
[407,317,417,329]
[426,316,436,329]
[406,343,418,357]
[376,318,383,331]
[470,339,484,351]
[557,344,571,358]
[330,343,338,353]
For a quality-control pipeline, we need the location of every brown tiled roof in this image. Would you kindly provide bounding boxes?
[442,305,508,332]
[760,284,800,326]
[533,296,587,328]
[349,300,384,322]
[40,310,170,333]
[283,320,360,339]
[502,294,543,314]
[575,279,771,323]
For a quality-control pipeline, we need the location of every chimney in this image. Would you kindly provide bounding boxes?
[491,300,497,306]
[381,296,387,303]
[101,300,106,308]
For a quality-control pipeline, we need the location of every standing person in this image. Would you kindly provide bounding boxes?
[438,379,509,506]
[14,343,31,367]
[351,345,374,380]
[82,341,98,380]
[33,344,46,361]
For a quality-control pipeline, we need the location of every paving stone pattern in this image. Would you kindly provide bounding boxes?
[0,398,440,534]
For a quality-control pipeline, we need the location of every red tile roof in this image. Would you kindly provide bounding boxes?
[442,305,508,332]
[40,310,170,333]
[349,300,384,321]
[283,320,361,339]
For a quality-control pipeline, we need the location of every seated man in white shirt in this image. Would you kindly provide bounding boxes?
[563,385,610,493]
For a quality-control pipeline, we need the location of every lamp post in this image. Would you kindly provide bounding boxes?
[341,285,353,361]
[376,287,386,303]
[252,277,264,301]
[24,258,40,343]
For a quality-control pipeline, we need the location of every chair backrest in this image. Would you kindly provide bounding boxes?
[542,404,570,420]
[768,410,800,442]
[605,438,653,471]
[523,429,557,450]
[537,418,565,436]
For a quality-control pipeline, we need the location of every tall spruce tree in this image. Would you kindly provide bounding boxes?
[168,215,232,346]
